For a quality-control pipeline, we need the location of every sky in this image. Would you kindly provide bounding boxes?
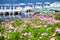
[0,0,60,4]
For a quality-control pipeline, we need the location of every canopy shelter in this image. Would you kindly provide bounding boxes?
[41,9,48,14]
[49,9,55,13]
[54,7,60,11]
[34,7,42,13]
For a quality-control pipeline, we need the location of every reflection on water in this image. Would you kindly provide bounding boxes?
[0,13,31,20]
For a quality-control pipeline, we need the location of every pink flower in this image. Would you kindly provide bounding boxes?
[48,21,53,24]
[41,33,48,36]
[54,20,60,23]
[19,27,24,31]
[20,36,23,38]
[40,18,44,20]
[43,17,52,21]
[50,37,55,40]
[23,32,31,36]
[45,34,48,36]
[14,28,18,32]
[9,26,15,29]
[46,17,52,21]
[32,25,41,28]
[40,17,53,21]
[56,27,60,34]
[58,31,60,34]
[32,16,36,19]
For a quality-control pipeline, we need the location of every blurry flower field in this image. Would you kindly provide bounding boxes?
[0,13,60,40]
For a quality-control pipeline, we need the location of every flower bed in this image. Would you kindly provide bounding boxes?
[0,13,60,40]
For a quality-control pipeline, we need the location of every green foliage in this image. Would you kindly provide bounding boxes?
[9,31,21,40]
[0,13,60,40]
[55,14,60,20]
[47,24,56,27]
[0,25,6,32]
[41,37,50,40]
[46,24,56,35]
[55,34,60,40]
[55,23,60,28]
[32,18,41,25]
[0,36,4,40]
[12,20,24,28]
[39,27,47,33]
